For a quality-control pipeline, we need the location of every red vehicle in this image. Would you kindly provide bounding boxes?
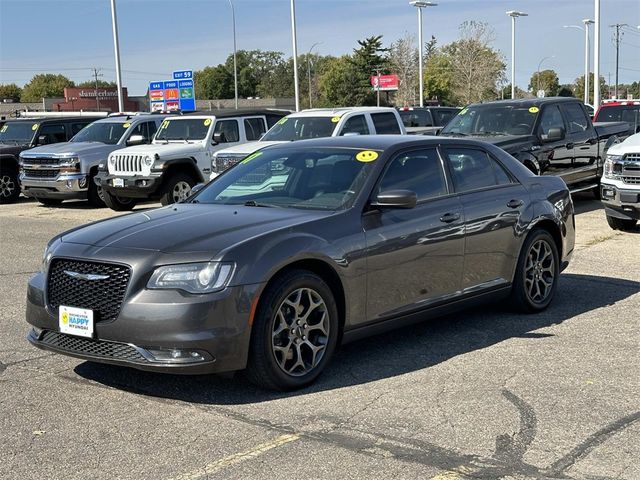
[594,100,640,134]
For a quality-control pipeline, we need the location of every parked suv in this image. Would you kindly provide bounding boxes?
[601,132,640,231]
[0,116,100,204]
[95,109,288,210]
[19,113,167,207]
[211,107,406,177]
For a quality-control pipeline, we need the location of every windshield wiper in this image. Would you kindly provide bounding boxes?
[243,200,276,208]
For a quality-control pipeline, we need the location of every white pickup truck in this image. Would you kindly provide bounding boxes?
[601,132,640,231]
[210,107,406,179]
[94,109,287,210]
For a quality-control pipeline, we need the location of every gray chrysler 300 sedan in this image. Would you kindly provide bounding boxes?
[26,136,575,390]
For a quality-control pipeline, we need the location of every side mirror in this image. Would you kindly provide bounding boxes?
[212,132,224,145]
[371,189,417,209]
[37,134,50,145]
[126,134,146,146]
[544,127,565,142]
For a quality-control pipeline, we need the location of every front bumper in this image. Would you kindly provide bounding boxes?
[94,171,163,199]
[26,264,263,375]
[20,173,88,200]
[601,180,640,220]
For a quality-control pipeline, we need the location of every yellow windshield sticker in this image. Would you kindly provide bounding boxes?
[277,117,288,125]
[122,122,131,128]
[204,118,212,126]
[160,120,169,129]
[529,106,540,113]
[356,150,379,162]
[0,125,7,133]
[32,123,39,131]
[331,116,341,123]
[241,151,263,164]
[459,108,468,115]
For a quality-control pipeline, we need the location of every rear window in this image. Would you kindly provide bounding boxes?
[371,112,402,134]
[596,105,640,123]
[399,110,432,127]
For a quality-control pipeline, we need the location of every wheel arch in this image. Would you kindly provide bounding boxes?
[0,154,19,172]
[529,218,563,260]
[162,158,204,183]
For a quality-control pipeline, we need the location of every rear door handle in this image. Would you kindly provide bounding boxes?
[440,212,460,223]
[507,199,524,209]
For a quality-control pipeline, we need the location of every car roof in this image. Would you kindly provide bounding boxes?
[182,109,291,119]
[259,134,494,152]
[289,107,398,118]
[469,97,582,108]
[9,116,102,123]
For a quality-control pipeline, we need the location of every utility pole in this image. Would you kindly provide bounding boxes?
[609,23,627,99]
[374,67,382,107]
[290,0,300,112]
[593,0,600,109]
[109,0,125,112]
[91,67,103,111]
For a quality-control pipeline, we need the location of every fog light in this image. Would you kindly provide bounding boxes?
[146,347,208,364]
[79,177,87,188]
[602,188,615,199]
[65,180,73,189]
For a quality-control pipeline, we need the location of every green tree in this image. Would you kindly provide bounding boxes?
[0,83,22,102]
[574,74,607,104]
[423,54,454,104]
[20,74,75,102]
[389,33,418,106]
[318,55,361,107]
[194,65,233,99]
[348,35,390,106]
[557,84,575,97]
[76,80,117,88]
[528,69,560,97]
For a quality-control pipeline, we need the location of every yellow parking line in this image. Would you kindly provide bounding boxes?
[167,433,300,480]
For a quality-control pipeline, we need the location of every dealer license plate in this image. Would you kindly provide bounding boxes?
[113,178,124,187]
[59,305,94,338]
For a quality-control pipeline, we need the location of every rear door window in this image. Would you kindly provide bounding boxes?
[340,115,370,135]
[561,103,589,134]
[445,147,513,192]
[244,117,267,141]
[379,148,448,201]
[371,112,402,134]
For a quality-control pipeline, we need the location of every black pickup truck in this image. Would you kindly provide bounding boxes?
[439,97,631,194]
[0,116,100,203]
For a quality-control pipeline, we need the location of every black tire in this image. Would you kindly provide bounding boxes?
[159,173,196,206]
[510,229,560,313]
[87,173,106,208]
[246,270,339,391]
[592,181,601,200]
[36,198,63,206]
[606,214,637,231]
[0,170,20,204]
[103,190,137,211]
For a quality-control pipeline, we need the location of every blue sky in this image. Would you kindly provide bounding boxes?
[0,0,638,97]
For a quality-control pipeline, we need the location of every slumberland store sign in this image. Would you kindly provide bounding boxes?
[77,90,119,98]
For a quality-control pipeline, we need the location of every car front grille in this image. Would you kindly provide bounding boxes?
[47,258,131,323]
[39,330,145,361]
[23,168,58,179]
[624,153,640,162]
[111,154,144,175]
[622,176,640,185]
[21,157,62,166]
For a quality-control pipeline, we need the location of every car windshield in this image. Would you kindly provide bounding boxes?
[261,117,337,141]
[155,118,210,141]
[192,147,377,211]
[71,121,126,144]
[441,105,539,136]
[0,121,38,144]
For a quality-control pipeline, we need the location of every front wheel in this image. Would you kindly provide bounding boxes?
[103,190,137,211]
[160,173,195,206]
[510,229,560,313]
[247,270,339,391]
[606,215,637,231]
[87,173,106,208]
[0,170,20,204]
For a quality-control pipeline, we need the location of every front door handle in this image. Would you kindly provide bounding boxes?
[440,212,460,223]
[507,199,524,209]
[565,142,574,149]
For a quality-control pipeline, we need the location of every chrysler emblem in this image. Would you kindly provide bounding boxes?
[63,270,110,281]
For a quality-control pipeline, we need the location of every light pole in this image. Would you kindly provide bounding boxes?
[227,0,238,109]
[290,0,300,112]
[593,0,601,108]
[410,1,437,107]
[506,10,528,99]
[109,0,124,112]
[536,55,554,96]
[307,42,321,109]
[564,21,594,105]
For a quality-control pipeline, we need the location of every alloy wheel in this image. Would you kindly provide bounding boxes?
[172,181,191,203]
[0,174,16,198]
[271,287,330,377]
[524,239,555,304]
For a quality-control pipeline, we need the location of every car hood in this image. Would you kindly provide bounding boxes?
[115,143,203,159]
[21,141,113,157]
[215,141,286,156]
[608,132,640,155]
[60,204,332,255]
[0,143,25,155]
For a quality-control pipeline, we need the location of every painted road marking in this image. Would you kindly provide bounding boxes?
[167,433,300,480]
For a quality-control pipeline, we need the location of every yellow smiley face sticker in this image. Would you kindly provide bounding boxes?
[61,311,69,325]
[122,122,131,128]
[331,116,341,123]
[204,118,212,126]
[529,106,540,113]
[356,150,379,162]
[32,123,39,131]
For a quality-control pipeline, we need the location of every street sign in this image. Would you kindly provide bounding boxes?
[148,71,196,112]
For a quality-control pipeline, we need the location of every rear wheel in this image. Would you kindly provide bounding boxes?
[0,170,20,204]
[510,229,559,313]
[36,198,63,206]
[606,214,637,231]
[103,190,137,211]
[246,270,339,391]
[160,173,195,206]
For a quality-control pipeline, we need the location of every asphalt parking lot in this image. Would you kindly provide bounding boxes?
[0,195,638,480]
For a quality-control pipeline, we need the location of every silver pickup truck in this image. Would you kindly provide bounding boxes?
[19,113,168,206]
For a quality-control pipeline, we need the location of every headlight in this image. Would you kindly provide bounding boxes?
[143,155,153,167]
[41,243,55,273]
[58,156,80,173]
[604,154,623,179]
[147,262,234,294]
[108,156,116,166]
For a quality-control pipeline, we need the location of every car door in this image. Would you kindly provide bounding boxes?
[536,104,571,176]
[442,146,529,291]
[363,147,464,321]
[559,102,599,183]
